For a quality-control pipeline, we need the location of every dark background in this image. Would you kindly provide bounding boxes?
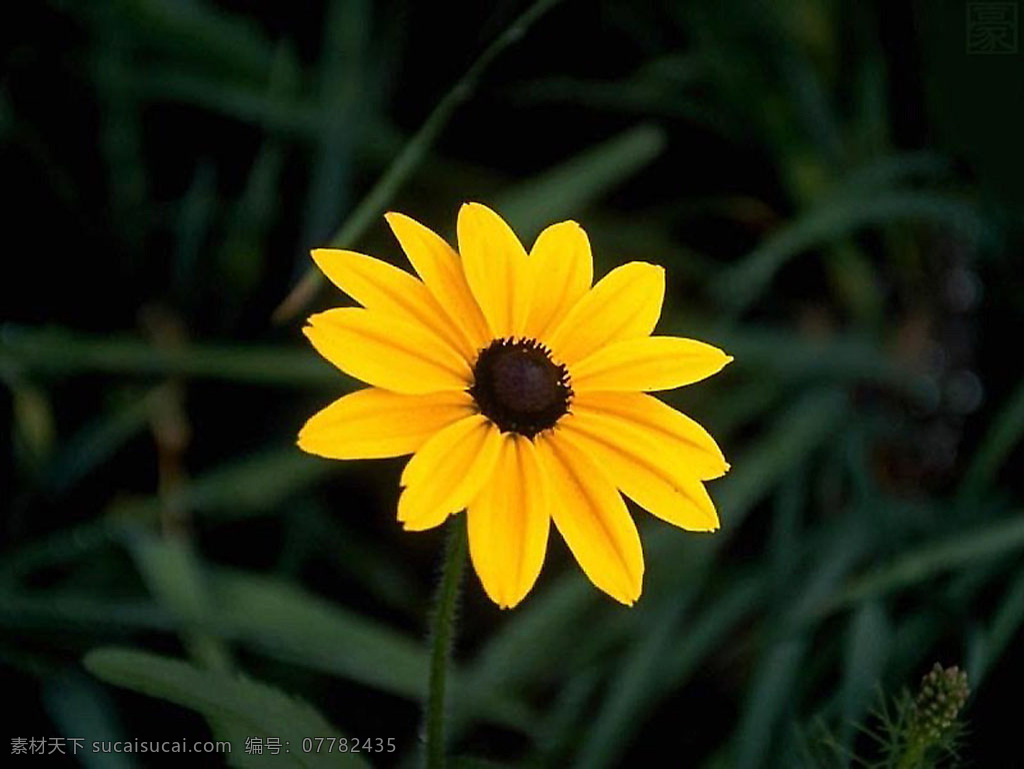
[3,0,1023,766]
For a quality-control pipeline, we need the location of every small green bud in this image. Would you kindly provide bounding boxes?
[907,663,969,748]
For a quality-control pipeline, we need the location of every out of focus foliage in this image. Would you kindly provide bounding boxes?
[2,1,1022,766]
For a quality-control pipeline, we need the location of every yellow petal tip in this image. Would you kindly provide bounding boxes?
[309,248,334,274]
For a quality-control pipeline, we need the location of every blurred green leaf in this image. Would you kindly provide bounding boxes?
[968,566,1024,685]
[106,0,277,82]
[838,602,890,747]
[2,564,528,732]
[574,574,763,769]
[458,579,592,733]
[495,124,667,239]
[735,639,808,769]
[512,73,723,128]
[8,379,56,470]
[84,647,367,768]
[962,378,1024,495]
[672,324,931,397]
[274,0,566,322]
[90,4,148,246]
[830,152,951,199]
[301,0,368,249]
[128,534,233,672]
[126,68,315,134]
[173,161,217,297]
[708,388,847,531]
[533,668,603,767]
[712,191,988,314]
[278,502,419,612]
[210,569,427,700]
[207,570,530,729]
[216,46,299,317]
[819,513,1024,615]
[104,449,336,526]
[733,523,865,768]
[1,448,334,582]
[0,325,346,388]
[43,673,137,769]
[0,590,175,632]
[43,387,158,494]
[571,596,695,769]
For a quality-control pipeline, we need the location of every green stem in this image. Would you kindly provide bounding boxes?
[895,740,925,769]
[424,516,468,769]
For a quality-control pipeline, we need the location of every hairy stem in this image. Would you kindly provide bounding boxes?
[424,515,468,769]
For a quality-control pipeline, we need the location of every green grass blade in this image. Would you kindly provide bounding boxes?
[0,448,333,582]
[173,160,217,296]
[110,0,276,81]
[495,124,666,239]
[128,533,233,672]
[90,5,148,248]
[734,639,808,769]
[961,378,1024,494]
[301,0,368,247]
[829,152,951,199]
[126,68,315,134]
[0,325,346,389]
[6,378,56,472]
[209,569,429,701]
[84,647,368,768]
[3,569,529,731]
[967,566,1024,685]
[838,602,890,747]
[127,449,334,521]
[573,575,762,769]
[43,387,160,494]
[712,192,987,314]
[733,526,865,768]
[273,0,566,321]
[570,597,695,769]
[42,673,138,769]
[818,514,1024,615]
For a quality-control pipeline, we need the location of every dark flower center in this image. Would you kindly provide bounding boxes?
[469,337,572,438]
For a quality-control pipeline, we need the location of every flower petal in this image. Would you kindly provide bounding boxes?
[572,391,728,480]
[457,202,530,337]
[298,388,475,460]
[572,336,733,392]
[545,262,665,365]
[384,211,491,351]
[523,220,593,339]
[536,432,643,605]
[558,415,719,532]
[311,248,472,360]
[304,308,470,394]
[398,415,502,531]
[467,435,550,608]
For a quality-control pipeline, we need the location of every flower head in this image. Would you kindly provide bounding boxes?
[298,203,731,608]
[908,663,970,746]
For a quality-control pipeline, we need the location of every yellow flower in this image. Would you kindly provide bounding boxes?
[298,203,731,608]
